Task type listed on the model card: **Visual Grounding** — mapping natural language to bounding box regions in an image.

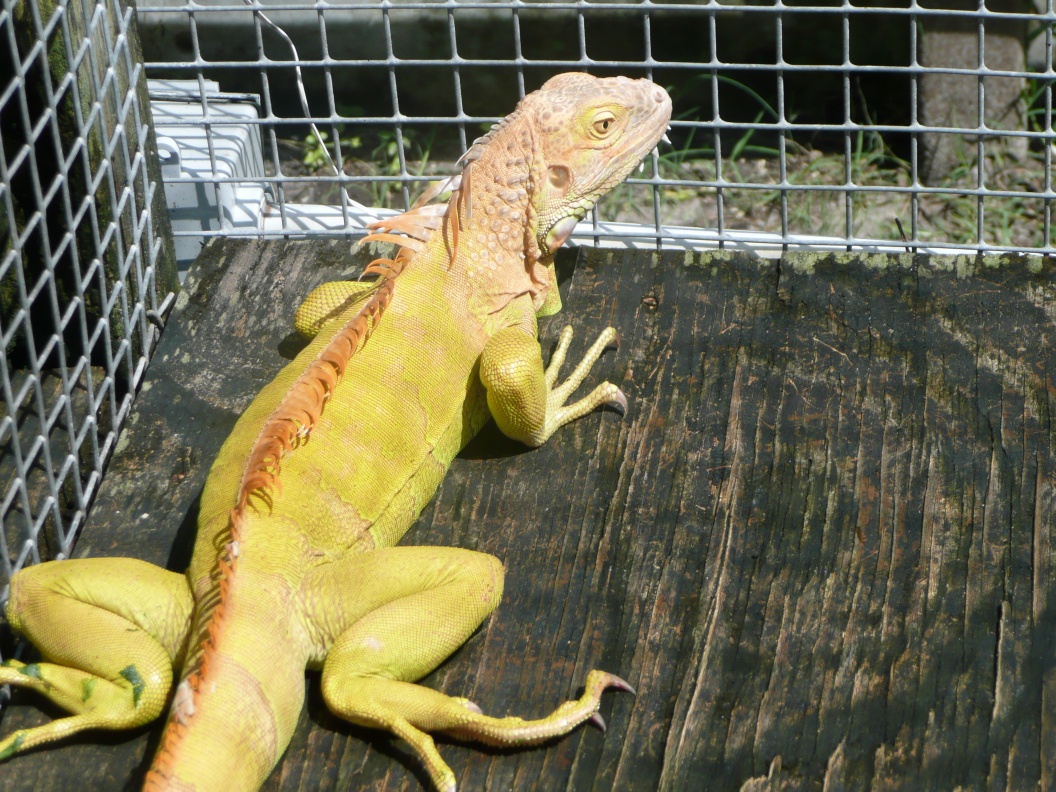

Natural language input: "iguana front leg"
[480,322,625,447]
[0,558,193,759]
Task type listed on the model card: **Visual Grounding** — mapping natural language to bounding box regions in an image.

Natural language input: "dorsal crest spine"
[147,242,418,787]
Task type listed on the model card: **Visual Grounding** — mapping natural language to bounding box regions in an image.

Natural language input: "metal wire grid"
[0,0,174,605]
[134,0,1056,255]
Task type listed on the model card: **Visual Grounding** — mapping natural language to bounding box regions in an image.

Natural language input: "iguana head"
[523,73,672,254]
[419,73,671,313]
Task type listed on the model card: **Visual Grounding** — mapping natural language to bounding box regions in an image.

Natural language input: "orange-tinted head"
[521,73,672,252]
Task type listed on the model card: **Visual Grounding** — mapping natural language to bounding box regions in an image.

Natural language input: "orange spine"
[144,251,409,787]
[144,165,465,786]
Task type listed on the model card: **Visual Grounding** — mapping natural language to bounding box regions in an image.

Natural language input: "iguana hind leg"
[327,668,632,792]
[307,546,502,791]
[480,323,625,448]
[0,557,193,760]
[309,546,630,792]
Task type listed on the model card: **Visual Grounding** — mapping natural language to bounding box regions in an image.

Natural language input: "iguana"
[0,72,672,791]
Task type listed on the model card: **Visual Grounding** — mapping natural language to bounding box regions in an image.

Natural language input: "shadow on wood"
[2,239,1055,790]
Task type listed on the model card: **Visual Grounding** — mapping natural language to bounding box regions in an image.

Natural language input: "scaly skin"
[0,73,672,791]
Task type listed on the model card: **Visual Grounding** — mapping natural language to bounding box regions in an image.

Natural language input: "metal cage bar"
[0,0,177,628]
[128,0,1056,256]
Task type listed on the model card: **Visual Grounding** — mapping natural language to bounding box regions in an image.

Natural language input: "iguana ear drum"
[548,165,571,191]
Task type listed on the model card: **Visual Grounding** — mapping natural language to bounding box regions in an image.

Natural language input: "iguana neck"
[449,114,552,315]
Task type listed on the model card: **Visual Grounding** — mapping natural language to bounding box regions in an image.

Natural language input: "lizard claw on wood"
[602,673,636,696]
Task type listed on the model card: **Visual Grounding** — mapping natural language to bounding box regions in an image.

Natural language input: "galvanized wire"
[132,0,1056,255]
[0,0,172,631]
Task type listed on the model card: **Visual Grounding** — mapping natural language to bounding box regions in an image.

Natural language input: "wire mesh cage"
[1,0,177,606]
[0,0,1053,770]
[134,0,1056,257]
[1,0,1054,652]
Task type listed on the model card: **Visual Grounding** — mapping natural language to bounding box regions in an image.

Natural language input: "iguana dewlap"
[0,73,672,791]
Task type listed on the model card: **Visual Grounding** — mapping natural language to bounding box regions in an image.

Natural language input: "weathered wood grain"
[2,241,1055,791]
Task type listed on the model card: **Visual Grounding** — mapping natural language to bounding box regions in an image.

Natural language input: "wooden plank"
[2,241,1055,791]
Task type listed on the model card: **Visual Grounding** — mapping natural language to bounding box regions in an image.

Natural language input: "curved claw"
[608,389,629,416]
[588,712,607,732]
[604,674,636,696]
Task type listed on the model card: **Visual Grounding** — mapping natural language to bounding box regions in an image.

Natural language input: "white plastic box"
[149,79,267,275]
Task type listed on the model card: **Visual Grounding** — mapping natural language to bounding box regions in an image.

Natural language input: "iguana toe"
[588,711,607,732]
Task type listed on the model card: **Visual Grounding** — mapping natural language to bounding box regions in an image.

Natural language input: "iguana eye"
[592,113,616,136]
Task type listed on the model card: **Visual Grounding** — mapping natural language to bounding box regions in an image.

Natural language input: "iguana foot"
[444,669,635,747]
[323,669,633,791]
[543,325,627,431]
[0,655,166,761]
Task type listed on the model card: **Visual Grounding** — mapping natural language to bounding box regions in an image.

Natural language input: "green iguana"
[0,72,672,791]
